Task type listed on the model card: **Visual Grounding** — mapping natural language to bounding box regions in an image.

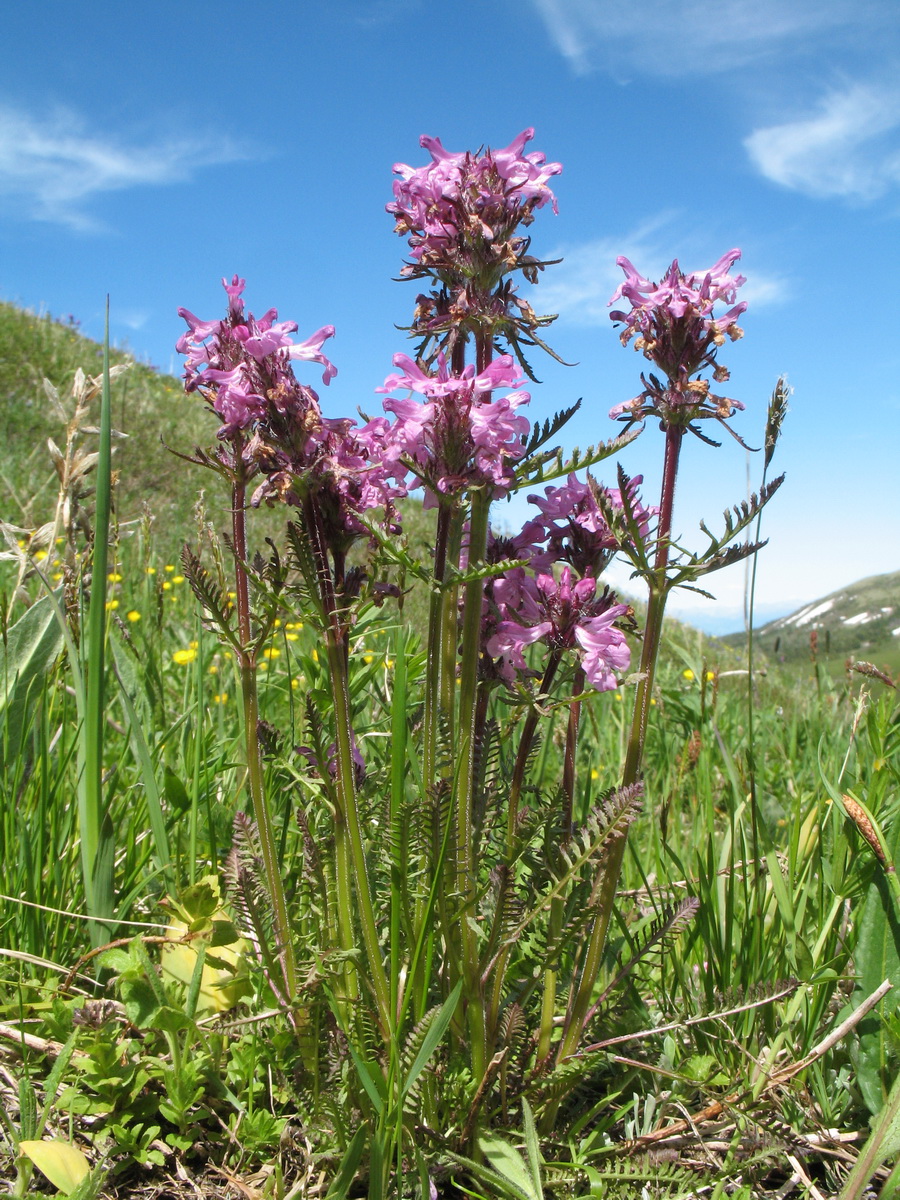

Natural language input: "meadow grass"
[1,492,897,1198]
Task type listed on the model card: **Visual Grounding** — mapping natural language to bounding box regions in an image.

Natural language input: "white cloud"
[529,0,866,78]
[535,217,672,324]
[118,310,149,332]
[0,105,248,230]
[744,84,900,199]
[536,219,786,327]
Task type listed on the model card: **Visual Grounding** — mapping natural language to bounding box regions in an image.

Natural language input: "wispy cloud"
[0,104,249,231]
[536,218,787,327]
[528,0,866,77]
[334,0,423,25]
[744,84,900,199]
[535,217,672,325]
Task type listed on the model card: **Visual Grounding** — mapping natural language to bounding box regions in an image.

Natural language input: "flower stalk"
[231,468,297,1005]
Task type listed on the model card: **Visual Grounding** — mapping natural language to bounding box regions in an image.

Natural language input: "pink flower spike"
[607,251,748,428]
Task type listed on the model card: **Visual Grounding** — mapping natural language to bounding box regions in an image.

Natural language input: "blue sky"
[2,0,898,634]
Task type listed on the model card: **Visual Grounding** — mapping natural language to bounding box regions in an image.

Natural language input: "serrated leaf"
[402,980,461,1098]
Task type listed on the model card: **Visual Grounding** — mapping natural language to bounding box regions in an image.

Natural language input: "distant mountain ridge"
[720,569,900,667]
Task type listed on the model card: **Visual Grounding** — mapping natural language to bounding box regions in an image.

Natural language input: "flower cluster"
[519,473,657,576]
[177,275,336,441]
[388,129,561,272]
[487,568,630,692]
[376,352,530,503]
[608,251,747,429]
[388,130,562,360]
[177,278,403,538]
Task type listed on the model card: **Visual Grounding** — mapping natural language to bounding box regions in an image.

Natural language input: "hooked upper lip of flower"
[375,352,531,502]
[387,130,562,267]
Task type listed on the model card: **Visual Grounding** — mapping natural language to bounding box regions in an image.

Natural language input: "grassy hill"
[721,569,900,674]
[0,301,222,542]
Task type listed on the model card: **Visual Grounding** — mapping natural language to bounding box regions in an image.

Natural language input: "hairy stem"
[456,485,491,1082]
[537,665,584,1061]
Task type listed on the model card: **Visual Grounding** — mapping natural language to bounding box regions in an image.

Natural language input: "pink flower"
[608,252,747,428]
[388,130,561,270]
[521,473,657,575]
[376,353,530,502]
[176,276,336,440]
[486,567,630,691]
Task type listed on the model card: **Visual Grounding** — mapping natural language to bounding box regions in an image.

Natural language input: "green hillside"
[0,301,224,542]
[722,569,900,673]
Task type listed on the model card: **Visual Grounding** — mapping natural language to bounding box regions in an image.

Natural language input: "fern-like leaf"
[513,429,640,491]
[180,544,240,649]
[520,400,582,460]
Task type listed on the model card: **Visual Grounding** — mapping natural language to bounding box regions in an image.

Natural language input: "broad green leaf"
[839,1070,900,1199]
[346,1043,386,1115]
[854,810,900,1113]
[476,1133,541,1200]
[118,976,161,1029]
[0,593,63,759]
[160,900,246,1015]
[19,1139,90,1193]
[521,1098,543,1199]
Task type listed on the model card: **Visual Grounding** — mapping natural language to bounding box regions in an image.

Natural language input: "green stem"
[422,500,453,825]
[556,424,683,1066]
[505,653,562,855]
[537,666,584,1062]
[80,301,115,949]
[303,494,391,1031]
[455,486,491,1083]
[232,470,297,1005]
